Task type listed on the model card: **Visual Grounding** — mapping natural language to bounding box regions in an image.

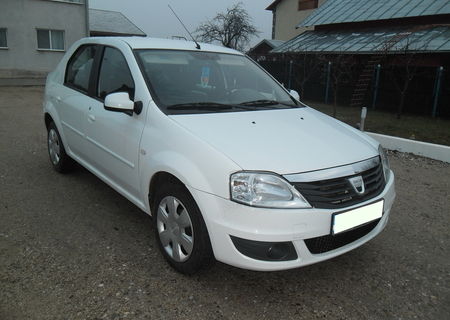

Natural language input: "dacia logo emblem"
[348,176,365,195]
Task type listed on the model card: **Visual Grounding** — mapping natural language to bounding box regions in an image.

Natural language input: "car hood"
[169,107,379,174]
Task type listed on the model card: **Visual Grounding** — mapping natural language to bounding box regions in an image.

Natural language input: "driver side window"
[97,47,135,101]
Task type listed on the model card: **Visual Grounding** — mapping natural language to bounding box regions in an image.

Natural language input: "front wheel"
[153,182,214,274]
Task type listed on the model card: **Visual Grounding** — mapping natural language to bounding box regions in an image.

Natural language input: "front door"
[84,46,145,199]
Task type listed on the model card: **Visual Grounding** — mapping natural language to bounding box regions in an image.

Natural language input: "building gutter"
[85,0,90,37]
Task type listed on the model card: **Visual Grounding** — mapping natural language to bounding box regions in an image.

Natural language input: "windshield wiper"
[238,99,295,108]
[166,102,234,111]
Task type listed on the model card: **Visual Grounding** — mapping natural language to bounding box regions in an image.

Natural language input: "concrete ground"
[1,87,449,320]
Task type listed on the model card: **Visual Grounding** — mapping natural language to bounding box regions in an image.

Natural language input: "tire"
[47,122,74,173]
[152,182,215,274]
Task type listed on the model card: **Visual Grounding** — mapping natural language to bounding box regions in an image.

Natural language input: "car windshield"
[135,50,300,114]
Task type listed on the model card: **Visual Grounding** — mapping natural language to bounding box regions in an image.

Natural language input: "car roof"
[77,36,243,55]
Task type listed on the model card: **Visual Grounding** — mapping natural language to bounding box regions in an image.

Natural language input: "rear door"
[84,45,146,199]
[60,44,99,160]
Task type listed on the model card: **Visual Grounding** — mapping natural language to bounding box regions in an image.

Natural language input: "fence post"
[325,61,332,104]
[372,64,381,110]
[360,107,367,131]
[432,66,444,118]
[288,60,293,89]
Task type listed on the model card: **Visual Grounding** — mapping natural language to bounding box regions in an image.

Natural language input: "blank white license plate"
[332,200,384,235]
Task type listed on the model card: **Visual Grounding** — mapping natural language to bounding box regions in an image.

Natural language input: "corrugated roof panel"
[299,0,450,27]
[440,2,450,13]
[421,0,448,15]
[376,1,408,20]
[400,0,424,17]
[356,32,384,52]
[394,31,426,51]
[407,2,432,17]
[426,27,450,50]
[409,29,440,50]
[305,0,341,26]
[391,1,419,18]
[347,7,370,22]
[357,2,386,21]
[368,2,391,21]
[330,1,359,24]
[272,26,450,54]
[296,33,321,50]
[434,30,450,51]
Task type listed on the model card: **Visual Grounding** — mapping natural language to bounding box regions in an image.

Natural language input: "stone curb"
[367,132,450,163]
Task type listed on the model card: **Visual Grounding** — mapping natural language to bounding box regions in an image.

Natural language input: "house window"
[37,29,65,51]
[298,0,318,11]
[0,28,7,48]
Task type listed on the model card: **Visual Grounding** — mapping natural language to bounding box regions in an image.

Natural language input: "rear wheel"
[47,122,74,173]
[153,182,214,274]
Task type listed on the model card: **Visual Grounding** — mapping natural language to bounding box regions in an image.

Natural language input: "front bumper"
[188,171,396,271]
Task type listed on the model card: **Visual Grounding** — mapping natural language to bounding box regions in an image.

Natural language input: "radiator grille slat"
[292,161,385,209]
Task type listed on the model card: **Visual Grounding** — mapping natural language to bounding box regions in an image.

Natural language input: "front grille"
[304,219,380,254]
[292,161,385,209]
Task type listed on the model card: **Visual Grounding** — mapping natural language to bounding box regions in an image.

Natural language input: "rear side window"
[97,47,135,100]
[65,45,98,93]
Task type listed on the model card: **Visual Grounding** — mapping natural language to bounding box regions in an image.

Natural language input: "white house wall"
[0,0,88,74]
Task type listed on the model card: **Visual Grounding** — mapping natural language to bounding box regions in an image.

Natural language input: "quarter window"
[0,28,7,48]
[65,45,98,93]
[97,47,135,100]
[37,29,65,50]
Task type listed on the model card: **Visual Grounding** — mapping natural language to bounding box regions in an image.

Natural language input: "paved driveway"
[1,87,449,319]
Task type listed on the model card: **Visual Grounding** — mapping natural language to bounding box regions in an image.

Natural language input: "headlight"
[230,172,311,209]
[379,145,391,181]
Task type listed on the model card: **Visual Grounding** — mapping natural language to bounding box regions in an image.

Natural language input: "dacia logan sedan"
[44,37,395,274]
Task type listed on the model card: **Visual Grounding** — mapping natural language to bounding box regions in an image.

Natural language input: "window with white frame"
[37,29,65,50]
[0,28,7,48]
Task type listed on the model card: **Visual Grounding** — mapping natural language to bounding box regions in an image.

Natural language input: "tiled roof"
[89,9,146,36]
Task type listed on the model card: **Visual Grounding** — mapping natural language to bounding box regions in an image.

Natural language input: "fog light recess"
[230,236,298,262]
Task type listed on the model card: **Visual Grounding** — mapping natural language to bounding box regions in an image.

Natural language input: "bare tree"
[386,38,423,119]
[195,2,259,51]
[286,50,323,99]
[320,53,357,118]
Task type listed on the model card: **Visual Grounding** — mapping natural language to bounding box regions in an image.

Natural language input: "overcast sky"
[89,0,274,47]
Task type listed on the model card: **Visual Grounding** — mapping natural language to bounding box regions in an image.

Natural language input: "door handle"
[88,114,96,122]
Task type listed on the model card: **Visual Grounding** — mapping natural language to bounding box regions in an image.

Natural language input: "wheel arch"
[44,112,53,129]
[148,171,185,215]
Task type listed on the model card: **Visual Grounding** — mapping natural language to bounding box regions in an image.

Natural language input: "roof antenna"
[168,4,201,50]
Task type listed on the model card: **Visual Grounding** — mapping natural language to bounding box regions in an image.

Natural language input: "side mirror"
[289,89,300,101]
[104,92,135,116]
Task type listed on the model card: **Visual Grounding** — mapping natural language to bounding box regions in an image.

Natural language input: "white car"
[44,37,395,274]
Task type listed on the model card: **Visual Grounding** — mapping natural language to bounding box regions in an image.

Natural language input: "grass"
[305,101,450,146]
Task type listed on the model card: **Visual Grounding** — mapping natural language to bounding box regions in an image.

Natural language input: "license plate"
[332,200,384,235]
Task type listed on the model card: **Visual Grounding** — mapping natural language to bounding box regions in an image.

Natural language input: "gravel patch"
[1,87,449,319]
